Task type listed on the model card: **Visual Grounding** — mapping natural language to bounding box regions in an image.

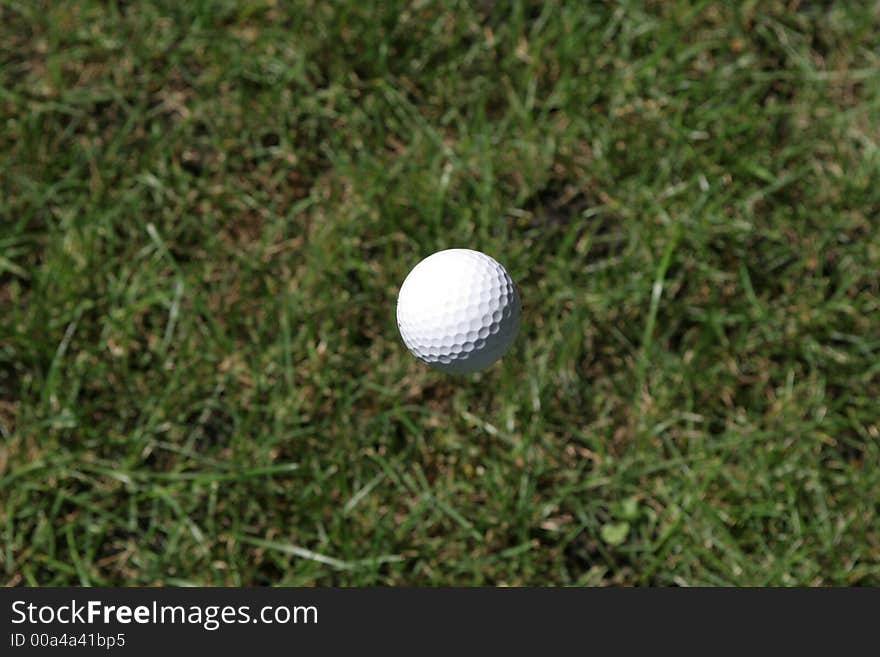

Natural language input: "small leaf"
[601,521,629,546]
[618,496,640,521]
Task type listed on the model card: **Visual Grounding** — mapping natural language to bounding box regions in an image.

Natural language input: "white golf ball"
[396,248,521,374]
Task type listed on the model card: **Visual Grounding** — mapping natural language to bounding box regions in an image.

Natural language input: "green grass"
[2,0,879,586]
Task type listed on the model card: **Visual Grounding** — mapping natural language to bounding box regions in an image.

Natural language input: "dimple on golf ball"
[396,248,521,374]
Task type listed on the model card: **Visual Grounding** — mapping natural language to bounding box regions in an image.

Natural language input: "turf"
[2,0,879,586]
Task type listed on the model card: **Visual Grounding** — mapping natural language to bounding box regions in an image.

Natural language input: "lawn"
[2,0,879,586]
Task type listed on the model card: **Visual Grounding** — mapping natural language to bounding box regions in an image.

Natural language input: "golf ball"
[396,248,521,374]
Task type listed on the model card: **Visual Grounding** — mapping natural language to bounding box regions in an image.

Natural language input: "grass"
[1,0,879,586]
